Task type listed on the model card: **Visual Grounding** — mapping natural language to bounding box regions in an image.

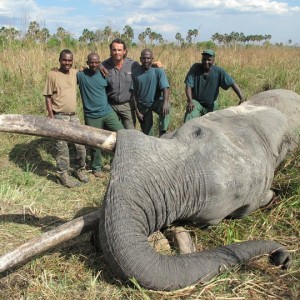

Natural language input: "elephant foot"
[148,231,171,254]
[165,226,196,254]
[260,190,276,207]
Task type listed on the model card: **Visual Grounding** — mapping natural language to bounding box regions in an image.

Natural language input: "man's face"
[59,53,73,72]
[87,55,100,72]
[201,54,214,71]
[140,51,153,70]
[110,42,126,62]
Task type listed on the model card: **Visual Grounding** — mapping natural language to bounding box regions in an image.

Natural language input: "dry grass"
[0,45,299,299]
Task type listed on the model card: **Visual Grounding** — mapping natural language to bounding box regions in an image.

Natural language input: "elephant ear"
[269,249,292,270]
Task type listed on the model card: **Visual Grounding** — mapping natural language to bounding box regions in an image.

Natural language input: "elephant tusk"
[0,114,117,152]
[165,227,197,254]
[0,210,99,273]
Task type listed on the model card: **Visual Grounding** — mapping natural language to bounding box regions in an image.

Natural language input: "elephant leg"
[165,226,196,254]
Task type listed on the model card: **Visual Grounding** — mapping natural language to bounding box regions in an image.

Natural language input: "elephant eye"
[188,127,203,139]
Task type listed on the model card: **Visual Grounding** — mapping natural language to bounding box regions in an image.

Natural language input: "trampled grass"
[0,44,299,299]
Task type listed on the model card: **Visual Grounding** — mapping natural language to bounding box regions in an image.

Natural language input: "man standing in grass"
[101,38,139,129]
[77,52,124,178]
[131,49,170,137]
[184,49,246,122]
[44,49,89,188]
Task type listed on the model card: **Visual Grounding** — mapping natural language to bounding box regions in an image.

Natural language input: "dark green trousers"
[85,112,124,171]
[138,100,170,136]
[184,99,218,123]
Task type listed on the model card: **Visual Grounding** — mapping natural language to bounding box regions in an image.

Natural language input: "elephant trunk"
[100,214,290,291]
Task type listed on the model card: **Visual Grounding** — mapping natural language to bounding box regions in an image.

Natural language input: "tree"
[25,21,40,41]
[56,27,68,41]
[103,26,112,42]
[186,30,193,44]
[138,32,146,45]
[0,26,20,41]
[122,25,134,43]
[156,33,164,44]
[191,29,198,43]
[145,27,151,36]
[38,28,50,43]
[149,31,157,44]
[79,28,95,43]
[175,32,184,45]
[94,29,105,43]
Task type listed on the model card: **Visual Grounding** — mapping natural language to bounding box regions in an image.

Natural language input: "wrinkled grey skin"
[98,89,300,291]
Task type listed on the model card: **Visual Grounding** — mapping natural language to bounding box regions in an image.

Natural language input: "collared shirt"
[101,57,140,104]
[77,69,113,118]
[131,66,169,108]
[43,68,78,113]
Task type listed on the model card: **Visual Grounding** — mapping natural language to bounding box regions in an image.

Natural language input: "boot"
[59,172,81,188]
[74,168,89,183]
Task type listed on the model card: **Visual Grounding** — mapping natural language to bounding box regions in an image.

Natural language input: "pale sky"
[0,0,299,44]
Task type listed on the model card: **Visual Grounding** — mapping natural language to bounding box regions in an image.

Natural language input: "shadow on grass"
[8,137,57,182]
[8,137,114,184]
[0,206,119,286]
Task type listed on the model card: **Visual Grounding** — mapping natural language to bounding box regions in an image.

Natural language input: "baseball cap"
[202,49,215,56]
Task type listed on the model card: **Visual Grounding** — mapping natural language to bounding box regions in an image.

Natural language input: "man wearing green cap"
[183,49,246,122]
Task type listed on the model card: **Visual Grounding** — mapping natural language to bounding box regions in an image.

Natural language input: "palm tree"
[26,21,40,41]
[103,26,112,42]
[138,32,146,45]
[175,32,182,45]
[123,25,134,42]
[149,31,157,44]
[191,29,198,43]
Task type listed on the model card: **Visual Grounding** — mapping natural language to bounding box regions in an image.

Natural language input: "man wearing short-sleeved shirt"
[184,49,246,122]
[77,52,124,177]
[43,49,88,188]
[131,49,170,137]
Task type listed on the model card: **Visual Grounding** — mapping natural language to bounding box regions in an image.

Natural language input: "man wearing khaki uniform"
[43,49,88,188]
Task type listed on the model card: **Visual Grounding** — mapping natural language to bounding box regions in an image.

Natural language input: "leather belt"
[54,111,76,116]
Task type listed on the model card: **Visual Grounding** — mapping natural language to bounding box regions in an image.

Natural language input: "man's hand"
[99,65,109,77]
[186,101,195,113]
[136,110,144,122]
[152,61,163,68]
[162,102,170,116]
[238,98,247,105]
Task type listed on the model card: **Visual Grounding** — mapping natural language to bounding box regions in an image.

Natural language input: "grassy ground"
[0,45,299,299]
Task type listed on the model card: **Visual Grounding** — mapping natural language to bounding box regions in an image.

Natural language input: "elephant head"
[0,89,299,291]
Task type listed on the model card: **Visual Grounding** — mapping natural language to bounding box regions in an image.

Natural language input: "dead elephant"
[0,89,299,291]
